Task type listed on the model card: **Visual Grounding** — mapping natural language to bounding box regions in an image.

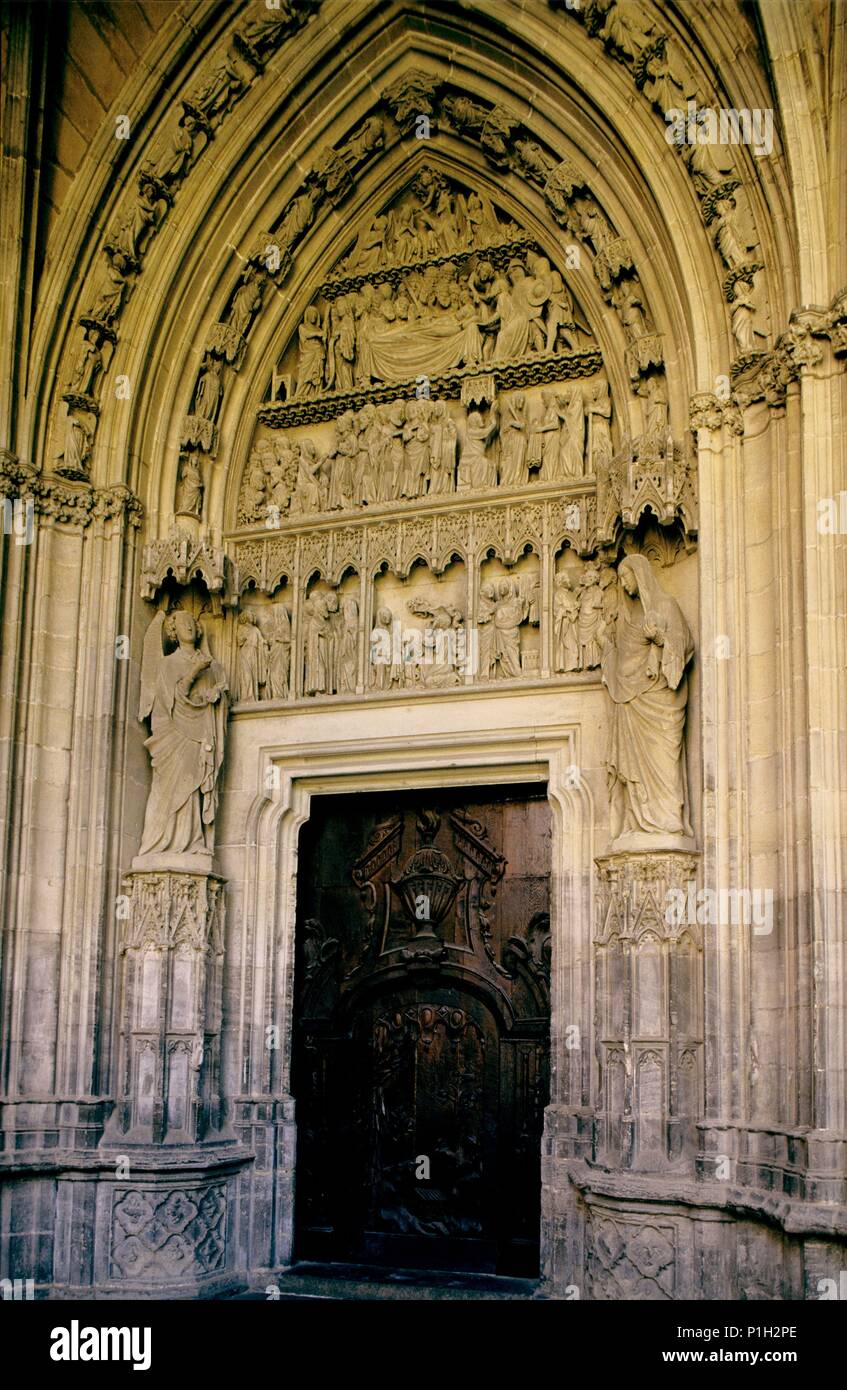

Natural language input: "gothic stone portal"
[292,787,551,1276]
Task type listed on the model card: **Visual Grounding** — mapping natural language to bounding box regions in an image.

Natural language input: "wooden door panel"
[292,786,551,1275]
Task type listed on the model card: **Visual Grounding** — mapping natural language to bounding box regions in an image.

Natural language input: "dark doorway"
[291,784,551,1277]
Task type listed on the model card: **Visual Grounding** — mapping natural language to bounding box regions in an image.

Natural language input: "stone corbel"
[731,322,823,409]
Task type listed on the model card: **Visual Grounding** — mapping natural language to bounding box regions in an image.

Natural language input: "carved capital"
[0,456,143,531]
[595,851,702,947]
[688,391,743,435]
[120,869,225,955]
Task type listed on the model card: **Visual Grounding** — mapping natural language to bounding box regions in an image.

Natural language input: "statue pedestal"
[131,850,214,875]
[593,848,702,1171]
[103,866,227,1146]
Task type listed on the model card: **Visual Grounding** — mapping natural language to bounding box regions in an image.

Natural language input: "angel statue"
[136,610,228,860]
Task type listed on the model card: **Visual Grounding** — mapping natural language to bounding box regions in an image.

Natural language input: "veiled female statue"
[601,555,694,847]
[137,611,228,859]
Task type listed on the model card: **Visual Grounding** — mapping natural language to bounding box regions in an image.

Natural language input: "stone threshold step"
[234,1261,539,1301]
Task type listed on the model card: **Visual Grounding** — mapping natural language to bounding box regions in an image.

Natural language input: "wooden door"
[292,786,551,1276]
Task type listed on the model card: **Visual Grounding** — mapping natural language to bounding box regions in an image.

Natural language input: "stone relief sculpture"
[290,247,591,400]
[264,602,292,700]
[601,555,694,847]
[477,575,540,680]
[406,598,466,686]
[553,573,581,673]
[175,454,204,517]
[137,611,227,860]
[370,606,404,690]
[301,588,358,696]
[237,371,614,525]
[235,611,266,702]
[339,171,521,276]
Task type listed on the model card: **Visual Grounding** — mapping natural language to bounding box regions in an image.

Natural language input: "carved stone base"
[593,850,702,1170]
[538,1148,847,1300]
[105,868,226,1146]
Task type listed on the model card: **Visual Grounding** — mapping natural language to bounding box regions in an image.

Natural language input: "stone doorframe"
[240,722,595,1270]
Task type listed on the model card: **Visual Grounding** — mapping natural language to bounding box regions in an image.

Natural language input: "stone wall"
[0,0,845,1298]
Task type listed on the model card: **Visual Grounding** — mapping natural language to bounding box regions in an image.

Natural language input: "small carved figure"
[428,401,457,493]
[557,386,585,479]
[578,564,604,671]
[289,439,322,515]
[67,327,104,398]
[190,48,245,121]
[265,602,292,700]
[85,252,131,325]
[491,576,533,680]
[601,0,654,63]
[640,374,669,435]
[303,591,331,695]
[277,185,319,253]
[229,269,263,340]
[730,276,757,353]
[194,357,222,422]
[326,295,356,391]
[175,454,204,517]
[553,573,582,673]
[295,307,326,397]
[109,180,162,261]
[536,391,566,481]
[457,403,498,491]
[476,580,498,681]
[336,596,359,694]
[611,277,649,339]
[57,409,94,478]
[147,114,197,186]
[586,378,613,468]
[235,611,267,702]
[370,606,403,690]
[712,197,748,269]
[401,399,430,498]
[498,394,529,487]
